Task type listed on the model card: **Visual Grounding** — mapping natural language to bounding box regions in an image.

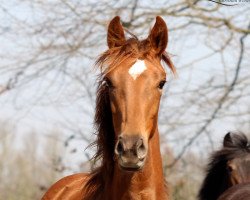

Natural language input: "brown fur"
[42,16,175,200]
[83,17,175,199]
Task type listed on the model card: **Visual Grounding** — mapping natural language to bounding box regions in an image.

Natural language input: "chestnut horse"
[198,132,250,200]
[42,16,175,200]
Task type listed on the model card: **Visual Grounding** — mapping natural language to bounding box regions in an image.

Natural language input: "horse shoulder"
[42,173,89,200]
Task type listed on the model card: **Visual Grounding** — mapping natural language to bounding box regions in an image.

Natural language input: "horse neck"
[109,128,168,200]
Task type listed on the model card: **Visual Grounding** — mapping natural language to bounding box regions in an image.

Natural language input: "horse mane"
[198,132,250,200]
[83,79,114,200]
[83,34,175,199]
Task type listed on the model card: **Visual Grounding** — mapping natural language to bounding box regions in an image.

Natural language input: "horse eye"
[227,165,235,173]
[158,80,166,89]
[104,78,113,88]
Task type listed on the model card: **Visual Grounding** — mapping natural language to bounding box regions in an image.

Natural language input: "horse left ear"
[148,16,168,56]
[107,16,126,49]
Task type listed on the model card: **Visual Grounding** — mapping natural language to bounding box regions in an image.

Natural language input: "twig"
[167,22,250,168]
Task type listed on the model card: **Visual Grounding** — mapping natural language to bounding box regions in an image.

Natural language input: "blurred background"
[0,0,249,199]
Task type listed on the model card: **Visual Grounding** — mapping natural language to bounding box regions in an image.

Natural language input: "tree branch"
[167,22,250,168]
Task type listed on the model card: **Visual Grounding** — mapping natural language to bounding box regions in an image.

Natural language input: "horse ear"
[223,132,233,147]
[107,16,126,49]
[148,16,168,56]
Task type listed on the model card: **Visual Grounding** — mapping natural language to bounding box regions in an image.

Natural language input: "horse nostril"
[136,139,147,159]
[115,140,124,155]
[115,136,147,160]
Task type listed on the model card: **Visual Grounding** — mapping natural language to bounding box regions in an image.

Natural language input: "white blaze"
[128,60,147,80]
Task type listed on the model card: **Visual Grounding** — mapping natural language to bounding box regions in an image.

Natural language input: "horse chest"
[110,187,160,200]
[119,192,156,200]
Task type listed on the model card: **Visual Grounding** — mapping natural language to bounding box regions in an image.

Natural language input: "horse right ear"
[107,16,126,49]
[223,132,233,147]
[148,16,168,56]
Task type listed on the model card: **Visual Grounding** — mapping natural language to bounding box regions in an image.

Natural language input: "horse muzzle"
[115,135,148,171]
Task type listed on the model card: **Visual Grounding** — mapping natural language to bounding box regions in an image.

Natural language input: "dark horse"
[199,132,250,200]
[42,16,176,200]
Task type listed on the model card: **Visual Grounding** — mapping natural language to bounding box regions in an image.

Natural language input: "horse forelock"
[95,35,175,77]
[224,132,250,151]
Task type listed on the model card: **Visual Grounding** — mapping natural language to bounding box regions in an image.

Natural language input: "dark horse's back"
[218,183,250,200]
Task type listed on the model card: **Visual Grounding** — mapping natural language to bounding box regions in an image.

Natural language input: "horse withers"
[42,16,175,200]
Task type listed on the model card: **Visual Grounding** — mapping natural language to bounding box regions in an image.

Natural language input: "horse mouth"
[120,165,142,172]
[118,158,146,172]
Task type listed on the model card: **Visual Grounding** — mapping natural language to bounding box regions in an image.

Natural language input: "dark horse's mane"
[198,132,250,200]
[83,34,175,199]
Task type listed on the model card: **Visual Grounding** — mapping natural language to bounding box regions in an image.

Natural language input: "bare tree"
[0,1,249,199]
[0,122,65,200]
